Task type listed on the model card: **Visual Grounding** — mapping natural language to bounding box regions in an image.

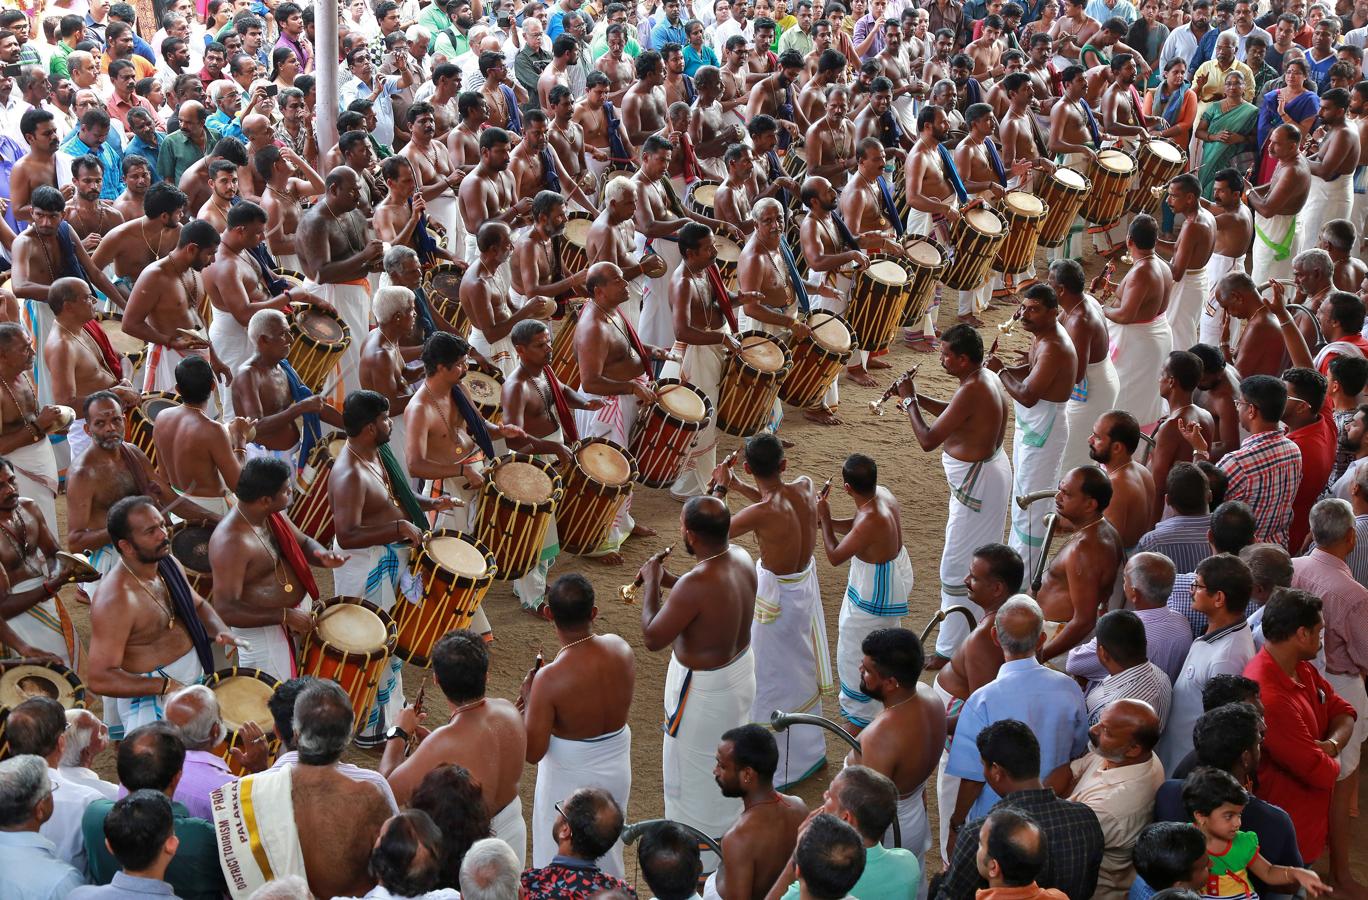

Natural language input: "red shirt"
[1286,410,1337,552]
[1244,648,1357,862]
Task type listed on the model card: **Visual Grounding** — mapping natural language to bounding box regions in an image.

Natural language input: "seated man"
[163,685,268,821]
[71,791,181,900]
[0,755,87,900]
[791,814,867,900]
[520,788,634,900]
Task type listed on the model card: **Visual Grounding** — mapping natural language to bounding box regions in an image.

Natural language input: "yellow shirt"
[1192,58,1255,103]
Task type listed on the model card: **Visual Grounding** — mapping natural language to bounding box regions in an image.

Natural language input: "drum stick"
[317,359,360,403]
[414,674,430,712]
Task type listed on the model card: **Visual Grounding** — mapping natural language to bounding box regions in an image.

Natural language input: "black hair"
[1166,463,1209,515]
[1330,355,1368,395]
[1133,822,1208,891]
[236,456,291,503]
[1259,587,1323,643]
[104,790,175,871]
[267,677,316,749]
[1192,700,1260,770]
[2,697,65,756]
[1238,374,1288,422]
[795,814,866,898]
[861,627,923,685]
[173,355,215,404]
[1181,766,1247,817]
[941,322,984,364]
[1166,350,1203,392]
[178,218,220,251]
[1102,410,1142,454]
[1209,501,1256,554]
[1129,213,1159,250]
[1195,553,1253,615]
[720,723,779,781]
[984,807,1047,887]
[369,810,444,897]
[682,495,731,542]
[743,433,784,478]
[1201,674,1259,712]
[409,765,489,890]
[1095,608,1147,668]
[226,199,267,230]
[974,543,1025,593]
[976,718,1041,780]
[144,182,188,219]
[422,331,471,376]
[842,453,876,494]
[117,722,186,792]
[561,787,624,861]
[638,822,703,900]
[546,573,595,626]
[1075,464,1113,512]
[432,629,488,703]
[342,389,391,436]
[1326,291,1366,335]
[107,495,157,547]
[1023,283,1059,309]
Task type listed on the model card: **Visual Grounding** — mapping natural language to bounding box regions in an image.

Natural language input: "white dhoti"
[230,597,306,683]
[211,765,308,900]
[176,492,234,521]
[905,206,952,334]
[750,559,831,787]
[1107,315,1173,427]
[67,418,91,463]
[273,252,301,272]
[469,328,517,377]
[933,680,962,866]
[938,448,1013,654]
[1060,357,1121,475]
[330,540,410,744]
[427,191,464,254]
[3,580,81,669]
[892,95,920,136]
[663,647,756,871]
[491,796,527,871]
[1325,671,1368,778]
[113,648,206,737]
[1354,165,1368,234]
[207,311,253,417]
[1200,252,1241,347]
[575,386,643,552]
[637,235,683,349]
[532,725,632,876]
[1251,212,1295,287]
[5,439,58,539]
[664,342,724,499]
[886,782,931,858]
[838,548,914,728]
[143,344,204,395]
[1168,267,1208,355]
[1294,172,1354,257]
[300,280,371,398]
[1008,399,1068,586]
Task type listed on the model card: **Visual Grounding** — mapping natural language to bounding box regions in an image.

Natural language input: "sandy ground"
[53,243,1368,897]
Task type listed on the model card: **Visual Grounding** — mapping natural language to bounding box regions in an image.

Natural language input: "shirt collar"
[185,749,232,773]
[110,872,177,895]
[1199,618,1248,643]
[1307,547,1352,577]
[998,656,1042,675]
[550,854,599,870]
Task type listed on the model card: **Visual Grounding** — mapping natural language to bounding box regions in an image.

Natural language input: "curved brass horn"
[620,819,724,858]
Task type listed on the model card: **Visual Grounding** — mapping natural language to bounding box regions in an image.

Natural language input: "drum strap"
[603,101,632,165]
[159,557,216,674]
[378,443,430,529]
[545,370,581,443]
[540,146,563,194]
[82,319,124,378]
[875,175,906,237]
[413,207,441,266]
[829,213,862,252]
[451,385,497,458]
[778,242,810,313]
[985,139,1007,187]
[500,84,523,134]
[705,264,740,333]
[54,222,92,289]
[936,145,969,204]
[268,511,319,601]
[118,443,155,497]
[280,361,321,471]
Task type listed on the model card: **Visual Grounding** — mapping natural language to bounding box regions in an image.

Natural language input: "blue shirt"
[1189,26,1220,71]
[124,135,162,183]
[69,872,177,900]
[0,831,87,900]
[682,43,719,76]
[205,110,246,143]
[1086,0,1138,23]
[945,657,1090,820]
[58,133,125,199]
[132,35,155,64]
[651,19,689,48]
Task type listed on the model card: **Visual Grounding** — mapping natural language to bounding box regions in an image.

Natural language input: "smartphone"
[264,83,279,97]
[2,64,21,77]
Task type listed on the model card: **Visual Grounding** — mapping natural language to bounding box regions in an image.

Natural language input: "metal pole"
[316,0,340,154]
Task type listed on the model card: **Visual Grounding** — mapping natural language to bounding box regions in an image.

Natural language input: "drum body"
[849,256,912,353]
[126,392,180,467]
[0,659,86,757]
[202,667,281,776]
[464,369,505,424]
[400,530,497,666]
[941,207,1006,290]
[629,379,711,489]
[169,522,214,599]
[97,314,147,380]
[557,212,595,277]
[717,332,791,437]
[779,312,855,408]
[595,163,636,205]
[299,596,397,736]
[556,439,637,555]
[714,235,742,288]
[1128,138,1186,217]
[1081,150,1136,226]
[900,241,946,328]
[782,147,807,182]
[993,192,1048,274]
[549,303,582,391]
[1035,167,1091,248]
[686,181,720,218]
[474,453,563,581]
[424,264,473,339]
[289,435,347,546]
[288,306,351,393]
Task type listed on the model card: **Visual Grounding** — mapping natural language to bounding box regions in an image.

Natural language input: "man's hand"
[283,606,314,636]
[895,372,916,400]
[710,457,734,489]
[228,720,272,773]
[293,394,326,416]
[1175,417,1208,454]
[791,320,813,342]
[315,548,350,568]
[34,406,63,432]
[499,422,529,441]
[631,381,659,404]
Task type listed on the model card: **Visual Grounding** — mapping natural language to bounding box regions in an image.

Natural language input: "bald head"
[178,99,206,125]
[242,112,271,141]
[1094,698,1161,763]
[584,260,622,297]
[994,595,1044,659]
[163,685,222,751]
[683,495,731,547]
[326,165,360,193]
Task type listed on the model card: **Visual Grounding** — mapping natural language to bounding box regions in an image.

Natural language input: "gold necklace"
[693,544,732,565]
[449,697,486,718]
[555,633,595,658]
[0,373,43,442]
[248,518,294,594]
[119,558,176,630]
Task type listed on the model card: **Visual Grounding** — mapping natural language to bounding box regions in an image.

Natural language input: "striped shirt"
[1217,430,1303,548]
[1292,549,1368,677]
[1135,515,1211,574]
[1167,572,1205,639]
[1085,661,1173,727]
[1346,514,1368,584]
[1064,605,1195,685]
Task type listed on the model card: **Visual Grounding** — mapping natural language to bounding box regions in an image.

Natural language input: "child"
[1130,821,1211,900]
[1181,767,1331,900]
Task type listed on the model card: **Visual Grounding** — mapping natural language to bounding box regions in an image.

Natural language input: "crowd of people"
[0,0,1364,897]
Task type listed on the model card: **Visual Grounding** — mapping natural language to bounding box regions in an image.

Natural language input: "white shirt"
[339,73,403,146]
[711,17,754,57]
[339,887,463,900]
[1218,24,1274,61]
[1156,620,1256,773]
[43,767,104,874]
[56,767,119,801]
[1346,25,1368,76]
[1328,457,1366,501]
[1158,22,1202,73]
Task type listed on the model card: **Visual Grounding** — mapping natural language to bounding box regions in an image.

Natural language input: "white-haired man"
[58,710,118,800]
[460,837,522,900]
[163,684,270,822]
[0,755,86,899]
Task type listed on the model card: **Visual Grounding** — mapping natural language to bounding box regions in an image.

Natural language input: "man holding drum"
[1157,173,1217,354]
[587,177,657,328]
[1296,87,1359,258]
[359,288,424,482]
[902,110,964,350]
[510,193,591,321]
[90,183,191,299]
[462,222,557,377]
[1047,65,1102,260]
[1051,258,1121,476]
[954,103,1021,327]
[152,357,253,519]
[1101,214,1175,428]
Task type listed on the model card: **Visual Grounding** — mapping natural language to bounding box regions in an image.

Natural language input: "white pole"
[316,0,340,154]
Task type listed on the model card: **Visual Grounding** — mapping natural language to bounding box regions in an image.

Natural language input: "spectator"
[0,755,86,900]
[1135,461,1213,573]
[1158,554,1258,772]
[70,792,179,900]
[637,822,703,900]
[163,684,269,821]
[340,810,461,900]
[1167,501,1257,638]
[1068,553,1192,686]
[1348,463,1368,582]
[158,99,218,183]
[1169,674,1264,780]
[58,710,117,801]
[49,15,87,79]
[1207,374,1303,547]
[3,697,105,872]
[459,838,522,900]
[408,766,490,892]
[1243,588,1357,865]
[793,814,866,900]
[123,108,162,179]
[339,46,412,149]
[1281,366,1336,550]
[520,788,635,899]
[100,22,154,79]
[206,79,248,142]
[1240,542,1295,645]
[1129,822,1210,900]
[105,58,164,131]
[971,808,1065,900]
[58,108,125,199]
[80,722,227,900]
[1083,610,1174,727]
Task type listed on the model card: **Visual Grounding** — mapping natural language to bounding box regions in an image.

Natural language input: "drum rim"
[865,257,912,284]
[1052,166,1090,189]
[733,330,792,374]
[292,307,351,348]
[1004,191,1046,216]
[168,521,214,574]
[306,596,398,659]
[902,240,945,269]
[561,216,594,244]
[804,310,856,355]
[652,378,712,425]
[964,206,1006,234]
[1144,138,1184,162]
[463,369,505,408]
[568,437,639,492]
[483,451,564,511]
[0,659,87,709]
[200,666,281,734]
[419,527,498,584]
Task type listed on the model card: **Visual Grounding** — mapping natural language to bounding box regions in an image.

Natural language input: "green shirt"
[591,32,641,60]
[432,28,470,59]
[157,125,221,184]
[49,41,75,78]
[418,4,453,35]
[781,843,921,900]
[82,799,227,900]
[777,24,814,56]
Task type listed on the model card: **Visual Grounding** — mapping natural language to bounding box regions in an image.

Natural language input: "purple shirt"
[275,32,310,69]
[1292,549,1368,677]
[852,12,888,59]
[1065,604,1196,686]
[173,751,235,822]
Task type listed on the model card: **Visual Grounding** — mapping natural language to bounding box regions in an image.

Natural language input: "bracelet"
[712,484,729,497]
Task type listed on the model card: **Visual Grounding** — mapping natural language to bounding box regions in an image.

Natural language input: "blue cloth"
[1160,83,1189,125]
[878,110,905,149]
[70,872,176,900]
[414,286,438,340]
[205,109,246,143]
[938,144,969,204]
[1018,0,1052,25]
[0,133,25,234]
[1129,875,1157,900]
[540,146,562,193]
[453,385,496,458]
[501,83,523,134]
[281,361,320,471]
[683,43,718,76]
[876,175,905,236]
[778,241,809,313]
[58,133,125,199]
[1086,0,1138,23]
[1189,26,1220,72]
[1079,98,1103,148]
[985,138,1007,186]
[132,35,155,63]
[125,134,163,182]
[1256,87,1318,152]
[651,19,689,47]
[1308,50,1335,86]
[161,556,215,671]
[604,100,630,162]
[945,658,1090,820]
[547,8,570,38]
[55,221,90,285]
[414,211,441,265]
[0,831,87,900]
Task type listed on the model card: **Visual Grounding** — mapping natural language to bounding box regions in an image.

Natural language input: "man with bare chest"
[596,24,636,102]
[10,109,73,227]
[256,145,324,272]
[0,323,66,536]
[1049,260,1118,479]
[508,111,598,209]
[546,86,603,208]
[1047,65,1103,259]
[931,543,1022,728]
[153,356,254,517]
[1296,86,1358,258]
[714,147,758,238]
[895,325,1013,664]
[1159,174,1217,353]
[805,85,857,192]
[90,183,189,298]
[901,110,963,347]
[462,222,556,376]
[623,50,669,148]
[447,93,488,174]
[510,193,589,326]
[373,158,463,280]
[208,457,346,682]
[574,73,637,180]
[737,198,815,345]
[1086,411,1156,550]
[399,102,466,255]
[458,128,533,266]
[1102,214,1175,427]
[114,156,151,225]
[1197,171,1253,346]
[586,178,657,327]
[953,103,1016,326]
[359,289,424,482]
[65,157,124,251]
[689,68,746,185]
[1249,124,1310,287]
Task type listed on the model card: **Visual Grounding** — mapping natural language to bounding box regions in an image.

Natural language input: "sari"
[1254,87,1318,184]
[1198,98,1259,198]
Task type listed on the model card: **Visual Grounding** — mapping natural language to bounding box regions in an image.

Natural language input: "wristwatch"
[899,396,916,413]
[384,725,410,743]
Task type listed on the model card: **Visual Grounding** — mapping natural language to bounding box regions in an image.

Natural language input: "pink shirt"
[1293,548,1368,677]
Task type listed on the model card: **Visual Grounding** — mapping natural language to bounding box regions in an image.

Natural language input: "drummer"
[0,323,65,538]
[804,85,858,193]
[689,67,745,184]
[86,494,240,740]
[461,222,557,377]
[1157,174,1217,354]
[587,178,655,327]
[547,85,603,213]
[574,262,666,559]
[903,109,965,351]
[458,128,532,268]
[208,457,347,682]
[510,192,590,319]
[41,278,139,462]
[153,356,257,518]
[359,290,424,481]
[89,183,191,301]
[397,102,467,255]
[329,389,460,745]
[509,111,599,212]
[256,145,324,274]
[371,157,464,273]
[1046,65,1102,260]
[1093,54,1161,256]
[952,103,1020,327]
[714,147,758,237]
[853,78,916,160]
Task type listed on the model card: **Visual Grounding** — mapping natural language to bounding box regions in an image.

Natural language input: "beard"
[136,539,172,564]
[94,433,123,450]
[1087,445,1111,465]
[859,674,884,702]
[715,777,743,798]
[684,534,696,556]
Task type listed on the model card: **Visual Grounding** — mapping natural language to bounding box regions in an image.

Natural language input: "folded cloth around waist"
[846,545,914,617]
[1014,398,1066,449]
[211,764,307,899]
[113,647,206,737]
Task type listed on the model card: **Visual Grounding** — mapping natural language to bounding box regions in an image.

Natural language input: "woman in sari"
[1144,58,1198,233]
[1254,57,1318,183]
[1195,70,1259,197]
[1126,0,1170,88]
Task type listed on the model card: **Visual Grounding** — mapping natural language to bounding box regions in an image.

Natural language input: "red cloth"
[545,369,580,444]
[1315,334,1368,378]
[614,310,655,381]
[269,511,319,602]
[82,320,124,379]
[1243,648,1357,862]
[704,264,739,334]
[1286,410,1337,552]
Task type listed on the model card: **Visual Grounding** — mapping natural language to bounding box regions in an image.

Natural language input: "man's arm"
[1039,551,1106,660]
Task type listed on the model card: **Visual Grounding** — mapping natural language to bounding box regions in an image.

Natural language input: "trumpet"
[619,545,674,604]
[1015,489,1058,509]
[1030,512,1060,592]
[706,450,738,493]
[1149,184,1166,199]
[989,310,1022,356]
[869,365,919,416]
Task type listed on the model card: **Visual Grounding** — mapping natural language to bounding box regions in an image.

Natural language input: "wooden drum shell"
[629,379,712,489]
[940,206,1007,291]
[125,391,180,469]
[398,530,497,666]
[473,453,563,581]
[549,303,583,391]
[288,435,346,547]
[298,596,397,737]
[778,312,855,409]
[992,192,1049,276]
[287,305,351,394]
[1081,150,1136,226]
[716,331,792,438]
[556,438,637,555]
[1127,138,1187,218]
[1034,167,1092,249]
[423,264,473,340]
[201,666,282,776]
[848,255,913,354]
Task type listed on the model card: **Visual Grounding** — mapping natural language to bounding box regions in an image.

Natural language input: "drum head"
[429,535,489,577]
[212,675,275,732]
[692,183,719,207]
[578,441,631,485]
[142,397,179,420]
[328,436,347,459]
[740,335,785,372]
[170,525,213,574]
[1005,192,1044,216]
[297,308,345,343]
[658,383,707,421]
[563,217,592,247]
[714,236,741,262]
[1055,167,1087,189]
[317,603,388,653]
[1097,150,1134,173]
[98,319,144,355]
[493,460,555,503]
[429,267,462,300]
[464,372,501,407]
[810,314,852,353]
[966,207,1004,235]
[0,664,78,708]
[867,259,909,285]
[905,241,943,268]
[1149,140,1183,162]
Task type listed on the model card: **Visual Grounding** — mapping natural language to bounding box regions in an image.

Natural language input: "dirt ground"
[57,242,1368,897]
